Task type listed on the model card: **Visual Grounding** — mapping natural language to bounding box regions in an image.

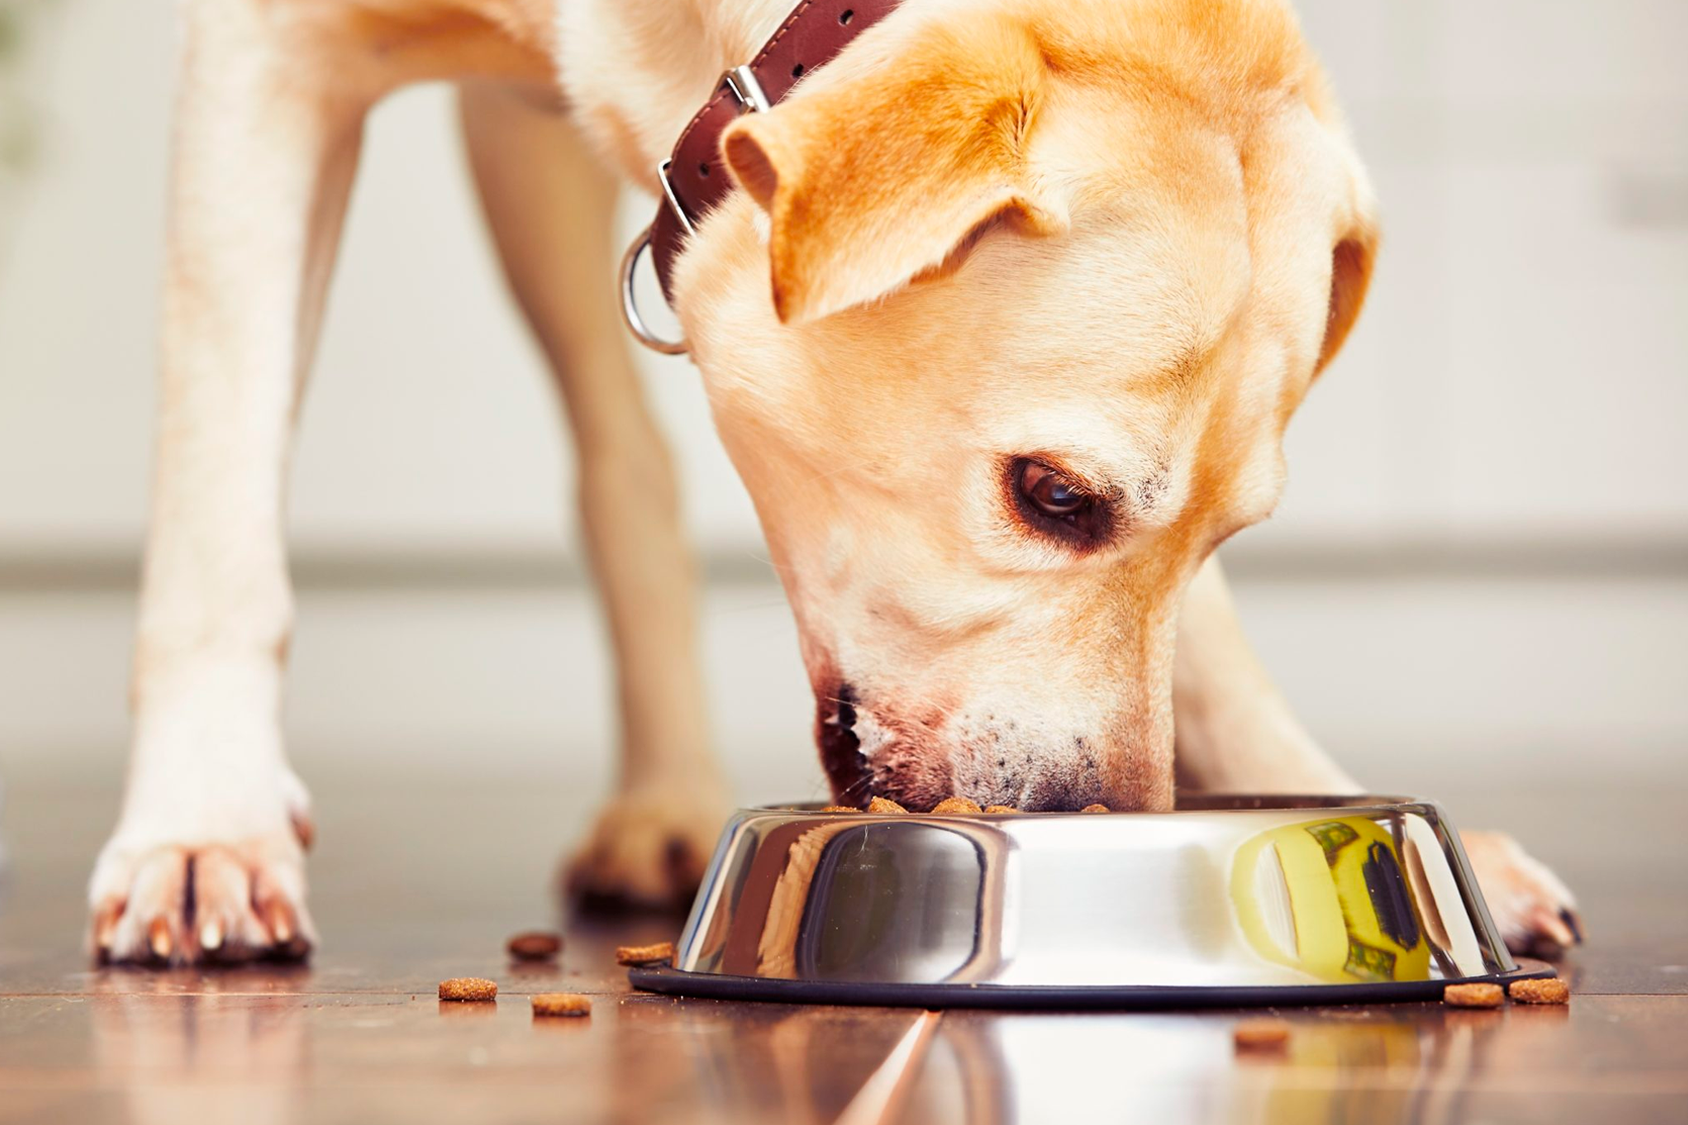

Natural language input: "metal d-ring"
[619,224,687,355]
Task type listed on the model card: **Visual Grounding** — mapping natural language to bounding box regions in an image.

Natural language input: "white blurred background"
[1,0,1684,816]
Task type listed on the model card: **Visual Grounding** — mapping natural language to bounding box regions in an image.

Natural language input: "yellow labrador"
[90,0,1580,964]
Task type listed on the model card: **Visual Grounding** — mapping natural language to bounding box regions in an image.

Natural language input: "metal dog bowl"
[629,795,1555,1008]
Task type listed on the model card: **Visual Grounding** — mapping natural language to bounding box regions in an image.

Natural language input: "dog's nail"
[199,919,224,952]
[149,918,173,961]
[93,906,121,951]
[291,810,316,852]
[1536,911,1575,951]
[267,903,294,945]
[1561,908,1584,944]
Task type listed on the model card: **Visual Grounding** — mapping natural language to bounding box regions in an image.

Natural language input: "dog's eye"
[1021,462,1088,515]
[1013,459,1107,542]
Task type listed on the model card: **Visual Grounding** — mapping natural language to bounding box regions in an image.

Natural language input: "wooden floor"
[1,764,1685,1124]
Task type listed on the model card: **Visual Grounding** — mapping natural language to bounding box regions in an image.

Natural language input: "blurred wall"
[1,0,1684,797]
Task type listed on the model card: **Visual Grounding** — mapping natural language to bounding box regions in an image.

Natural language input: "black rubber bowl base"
[627,960,1557,1010]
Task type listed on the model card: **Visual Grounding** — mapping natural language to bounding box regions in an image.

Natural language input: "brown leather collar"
[647,0,905,304]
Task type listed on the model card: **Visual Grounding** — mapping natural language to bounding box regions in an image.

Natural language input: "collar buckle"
[721,65,772,114]
[658,66,772,236]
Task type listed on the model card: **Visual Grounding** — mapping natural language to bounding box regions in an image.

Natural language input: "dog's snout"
[809,681,1168,813]
[816,681,867,802]
[831,682,857,734]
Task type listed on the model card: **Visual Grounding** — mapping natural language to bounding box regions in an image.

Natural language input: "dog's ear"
[1314,173,1379,376]
[721,18,1062,325]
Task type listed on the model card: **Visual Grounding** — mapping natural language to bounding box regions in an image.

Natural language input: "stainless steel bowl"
[629,795,1555,1008]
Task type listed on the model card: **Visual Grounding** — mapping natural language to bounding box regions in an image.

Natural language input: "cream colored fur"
[91,0,1578,964]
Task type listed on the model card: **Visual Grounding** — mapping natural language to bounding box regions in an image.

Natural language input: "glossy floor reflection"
[1,764,1685,1123]
[901,1000,1688,1125]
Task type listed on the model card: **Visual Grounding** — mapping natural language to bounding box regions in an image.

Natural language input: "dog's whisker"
[736,548,796,576]
[835,773,875,803]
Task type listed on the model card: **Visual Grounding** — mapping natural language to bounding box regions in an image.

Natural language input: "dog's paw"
[89,780,317,966]
[1460,829,1583,959]
[562,780,731,912]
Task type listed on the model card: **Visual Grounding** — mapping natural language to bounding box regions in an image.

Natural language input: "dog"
[89,0,1581,963]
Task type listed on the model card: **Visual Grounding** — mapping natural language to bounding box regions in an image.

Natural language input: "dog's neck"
[557,0,828,191]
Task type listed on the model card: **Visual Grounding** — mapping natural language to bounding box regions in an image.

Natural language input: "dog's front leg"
[89,7,370,963]
[1173,555,1581,956]
[1173,556,1359,794]
[459,83,728,910]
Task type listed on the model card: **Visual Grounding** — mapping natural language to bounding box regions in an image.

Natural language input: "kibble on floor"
[615,942,676,967]
[506,931,563,961]
[1233,1018,1292,1051]
[438,977,498,1002]
[531,993,592,1018]
[1509,977,1571,1004]
[1443,983,1504,1008]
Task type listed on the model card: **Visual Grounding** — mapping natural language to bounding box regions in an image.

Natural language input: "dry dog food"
[984,805,1018,814]
[1233,1018,1291,1051]
[821,805,861,813]
[615,941,676,966]
[531,993,592,1018]
[867,796,908,814]
[1442,982,1504,1008]
[1508,978,1570,1005]
[438,977,498,1002]
[930,797,983,814]
[507,931,563,961]
[1081,804,1111,814]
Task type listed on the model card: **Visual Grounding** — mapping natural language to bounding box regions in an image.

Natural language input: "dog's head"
[674,0,1376,811]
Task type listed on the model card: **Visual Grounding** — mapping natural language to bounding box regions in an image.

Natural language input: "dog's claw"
[148,917,173,961]
[267,901,293,944]
[91,900,123,957]
[258,897,311,960]
[1544,911,1574,948]
[290,809,316,853]
[89,835,315,968]
[1527,909,1576,956]
[260,898,305,954]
